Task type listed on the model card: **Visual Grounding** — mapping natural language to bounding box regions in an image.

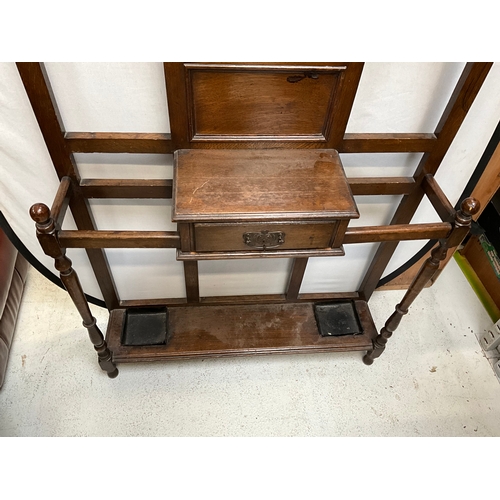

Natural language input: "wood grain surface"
[173,149,359,221]
[106,300,377,362]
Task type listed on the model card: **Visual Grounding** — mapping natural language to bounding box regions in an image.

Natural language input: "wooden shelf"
[172,149,359,223]
[105,300,378,363]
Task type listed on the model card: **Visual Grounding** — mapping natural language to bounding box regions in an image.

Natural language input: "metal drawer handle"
[243,230,285,250]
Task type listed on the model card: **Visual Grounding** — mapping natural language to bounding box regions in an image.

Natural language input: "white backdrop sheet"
[1,62,499,302]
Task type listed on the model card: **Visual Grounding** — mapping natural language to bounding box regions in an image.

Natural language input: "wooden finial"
[461,198,480,217]
[30,203,51,224]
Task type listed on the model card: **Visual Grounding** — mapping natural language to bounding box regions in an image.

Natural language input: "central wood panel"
[185,63,345,141]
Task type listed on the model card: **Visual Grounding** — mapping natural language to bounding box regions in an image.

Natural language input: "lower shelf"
[105,300,378,363]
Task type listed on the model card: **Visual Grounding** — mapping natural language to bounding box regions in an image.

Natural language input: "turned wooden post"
[30,202,119,378]
[363,197,480,365]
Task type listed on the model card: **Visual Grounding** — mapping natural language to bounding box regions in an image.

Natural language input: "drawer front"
[194,221,338,253]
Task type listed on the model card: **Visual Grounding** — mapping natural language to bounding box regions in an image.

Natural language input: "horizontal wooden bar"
[185,63,348,72]
[65,132,175,154]
[79,177,414,199]
[119,292,360,309]
[203,294,289,306]
[119,298,188,308]
[297,292,360,301]
[120,295,288,309]
[58,230,180,248]
[186,142,332,149]
[57,223,450,251]
[176,248,345,260]
[340,133,437,153]
[58,224,449,250]
[80,179,173,199]
[343,222,452,244]
[51,176,72,228]
[64,132,437,154]
[422,174,455,222]
[348,177,415,195]
[201,292,358,305]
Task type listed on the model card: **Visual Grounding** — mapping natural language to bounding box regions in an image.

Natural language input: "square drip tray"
[121,307,169,346]
[314,301,364,337]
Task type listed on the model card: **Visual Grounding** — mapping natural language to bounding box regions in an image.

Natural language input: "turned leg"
[363,242,447,365]
[364,197,480,365]
[30,203,118,378]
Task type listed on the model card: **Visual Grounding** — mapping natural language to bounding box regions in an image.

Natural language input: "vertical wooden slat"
[331,220,350,248]
[164,64,199,302]
[16,62,120,310]
[164,63,190,149]
[286,258,309,300]
[422,174,455,222]
[178,223,194,252]
[359,62,493,301]
[183,260,200,303]
[50,176,72,228]
[327,62,364,148]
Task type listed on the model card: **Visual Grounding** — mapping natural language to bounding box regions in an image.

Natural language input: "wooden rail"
[422,174,456,222]
[65,132,174,154]
[64,131,438,155]
[80,179,173,199]
[58,230,181,249]
[343,223,452,244]
[56,222,452,250]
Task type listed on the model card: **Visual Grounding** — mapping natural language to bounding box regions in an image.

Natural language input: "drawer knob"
[243,230,285,250]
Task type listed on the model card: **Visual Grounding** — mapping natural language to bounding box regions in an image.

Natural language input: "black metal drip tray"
[121,307,169,346]
[314,301,364,337]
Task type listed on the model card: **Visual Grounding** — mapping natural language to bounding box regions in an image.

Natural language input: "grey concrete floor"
[1,258,500,437]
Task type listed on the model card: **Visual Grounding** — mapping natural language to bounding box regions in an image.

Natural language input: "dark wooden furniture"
[18,62,490,377]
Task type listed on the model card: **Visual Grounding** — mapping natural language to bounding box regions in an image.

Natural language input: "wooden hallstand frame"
[18,62,490,377]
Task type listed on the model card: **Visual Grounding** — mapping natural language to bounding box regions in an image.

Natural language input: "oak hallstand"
[19,62,490,378]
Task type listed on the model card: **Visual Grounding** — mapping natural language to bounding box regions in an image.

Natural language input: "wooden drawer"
[173,149,358,259]
[194,221,339,253]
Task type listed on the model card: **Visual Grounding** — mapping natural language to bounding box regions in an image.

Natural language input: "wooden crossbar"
[64,131,438,154]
